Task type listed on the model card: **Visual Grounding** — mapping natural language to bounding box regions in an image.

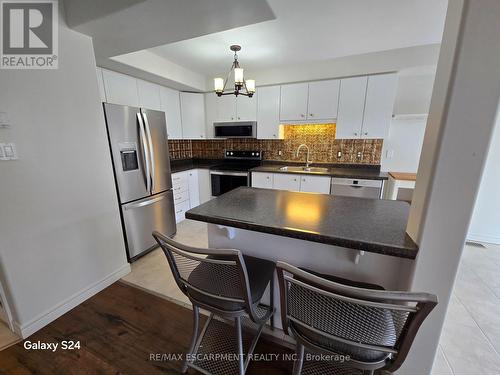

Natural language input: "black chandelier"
[214,45,255,97]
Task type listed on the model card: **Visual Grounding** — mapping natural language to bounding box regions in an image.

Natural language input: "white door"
[160,87,183,139]
[336,76,368,139]
[137,79,162,111]
[216,95,237,122]
[252,172,274,189]
[299,175,331,193]
[102,69,139,107]
[197,169,212,203]
[236,94,257,121]
[361,73,398,139]
[180,92,206,139]
[96,67,106,102]
[188,170,200,208]
[307,80,340,120]
[257,86,281,139]
[273,173,301,191]
[280,83,309,121]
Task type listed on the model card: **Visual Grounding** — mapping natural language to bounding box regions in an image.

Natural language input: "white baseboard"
[12,263,131,338]
[467,233,500,245]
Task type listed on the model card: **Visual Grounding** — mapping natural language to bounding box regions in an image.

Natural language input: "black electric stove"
[210,150,262,196]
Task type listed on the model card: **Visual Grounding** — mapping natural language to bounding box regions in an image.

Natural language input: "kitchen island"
[185,187,418,327]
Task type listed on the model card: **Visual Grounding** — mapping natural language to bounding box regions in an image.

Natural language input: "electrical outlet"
[337,151,342,159]
[357,151,362,159]
[278,150,282,156]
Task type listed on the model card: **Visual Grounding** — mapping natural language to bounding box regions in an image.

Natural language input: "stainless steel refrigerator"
[103,103,176,261]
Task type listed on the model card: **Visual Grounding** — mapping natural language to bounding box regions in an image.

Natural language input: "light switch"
[0,112,10,128]
[2,143,18,160]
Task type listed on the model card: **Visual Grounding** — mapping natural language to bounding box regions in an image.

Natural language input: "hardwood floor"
[0,282,293,375]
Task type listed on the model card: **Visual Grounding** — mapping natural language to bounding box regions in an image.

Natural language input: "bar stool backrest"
[153,231,253,312]
[276,262,438,372]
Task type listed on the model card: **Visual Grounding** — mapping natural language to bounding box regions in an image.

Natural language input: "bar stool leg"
[235,316,245,375]
[293,343,305,375]
[182,306,199,374]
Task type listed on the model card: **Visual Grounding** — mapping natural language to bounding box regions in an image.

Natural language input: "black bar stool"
[276,262,438,375]
[153,231,275,375]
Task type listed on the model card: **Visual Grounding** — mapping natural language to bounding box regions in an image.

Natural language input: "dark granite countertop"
[251,163,388,180]
[170,159,221,173]
[185,187,418,259]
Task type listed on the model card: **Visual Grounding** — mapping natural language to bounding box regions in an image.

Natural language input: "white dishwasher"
[330,178,383,199]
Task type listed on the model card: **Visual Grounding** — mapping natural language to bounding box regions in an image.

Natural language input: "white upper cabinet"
[336,76,368,139]
[180,92,206,139]
[216,95,237,122]
[160,87,183,139]
[235,95,257,121]
[96,67,106,102]
[307,80,340,120]
[102,69,139,107]
[361,73,398,139]
[257,86,281,139]
[204,93,217,138]
[280,83,309,121]
[137,79,162,111]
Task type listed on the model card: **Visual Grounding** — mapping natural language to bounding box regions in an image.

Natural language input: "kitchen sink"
[278,166,330,173]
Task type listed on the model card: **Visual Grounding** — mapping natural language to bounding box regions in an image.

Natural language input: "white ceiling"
[150,0,448,77]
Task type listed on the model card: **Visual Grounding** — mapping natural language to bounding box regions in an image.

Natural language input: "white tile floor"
[122,220,500,374]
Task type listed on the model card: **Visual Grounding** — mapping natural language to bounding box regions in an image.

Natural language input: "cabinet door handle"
[300,114,305,118]
[364,132,368,136]
[354,132,358,136]
[237,117,240,120]
[309,114,313,117]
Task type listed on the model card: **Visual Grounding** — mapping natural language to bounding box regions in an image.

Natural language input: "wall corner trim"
[12,264,131,338]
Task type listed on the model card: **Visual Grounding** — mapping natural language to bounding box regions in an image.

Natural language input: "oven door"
[210,171,249,196]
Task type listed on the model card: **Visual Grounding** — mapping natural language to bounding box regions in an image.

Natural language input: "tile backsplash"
[168,124,383,165]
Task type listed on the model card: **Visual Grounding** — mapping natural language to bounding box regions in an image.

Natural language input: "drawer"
[172,181,188,194]
[172,171,188,186]
[174,200,190,223]
[173,189,189,204]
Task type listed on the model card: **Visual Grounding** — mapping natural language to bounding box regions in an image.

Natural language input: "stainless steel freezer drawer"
[122,190,176,259]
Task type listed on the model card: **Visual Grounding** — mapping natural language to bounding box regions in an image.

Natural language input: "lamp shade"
[246,79,255,93]
[214,77,224,92]
[234,68,244,84]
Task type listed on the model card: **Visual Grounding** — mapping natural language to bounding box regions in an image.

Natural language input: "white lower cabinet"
[252,172,332,193]
[172,171,190,223]
[197,169,212,204]
[273,173,301,191]
[188,170,200,207]
[299,175,331,193]
[251,172,274,189]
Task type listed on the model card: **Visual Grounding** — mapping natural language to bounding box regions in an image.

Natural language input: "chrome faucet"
[296,144,312,170]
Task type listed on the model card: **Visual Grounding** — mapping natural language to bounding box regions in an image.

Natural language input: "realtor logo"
[1,0,58,69]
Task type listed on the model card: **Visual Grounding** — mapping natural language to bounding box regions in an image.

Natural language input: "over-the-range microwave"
[213,121,257,138]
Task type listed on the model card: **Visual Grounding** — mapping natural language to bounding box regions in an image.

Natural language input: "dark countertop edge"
[250,165,389,180]
[185,211,417,260]
[170,159,221,173]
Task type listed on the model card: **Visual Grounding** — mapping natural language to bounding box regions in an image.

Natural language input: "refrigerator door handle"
[123,195,165,210]
[137,112,152,193]
[142,111,155,194]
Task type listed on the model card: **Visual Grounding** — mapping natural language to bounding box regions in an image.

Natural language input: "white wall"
[403,0,500,373]
[468,110,500,244]
[394,73,435,115]
[0,3,129,337]
[381,118,427,173]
